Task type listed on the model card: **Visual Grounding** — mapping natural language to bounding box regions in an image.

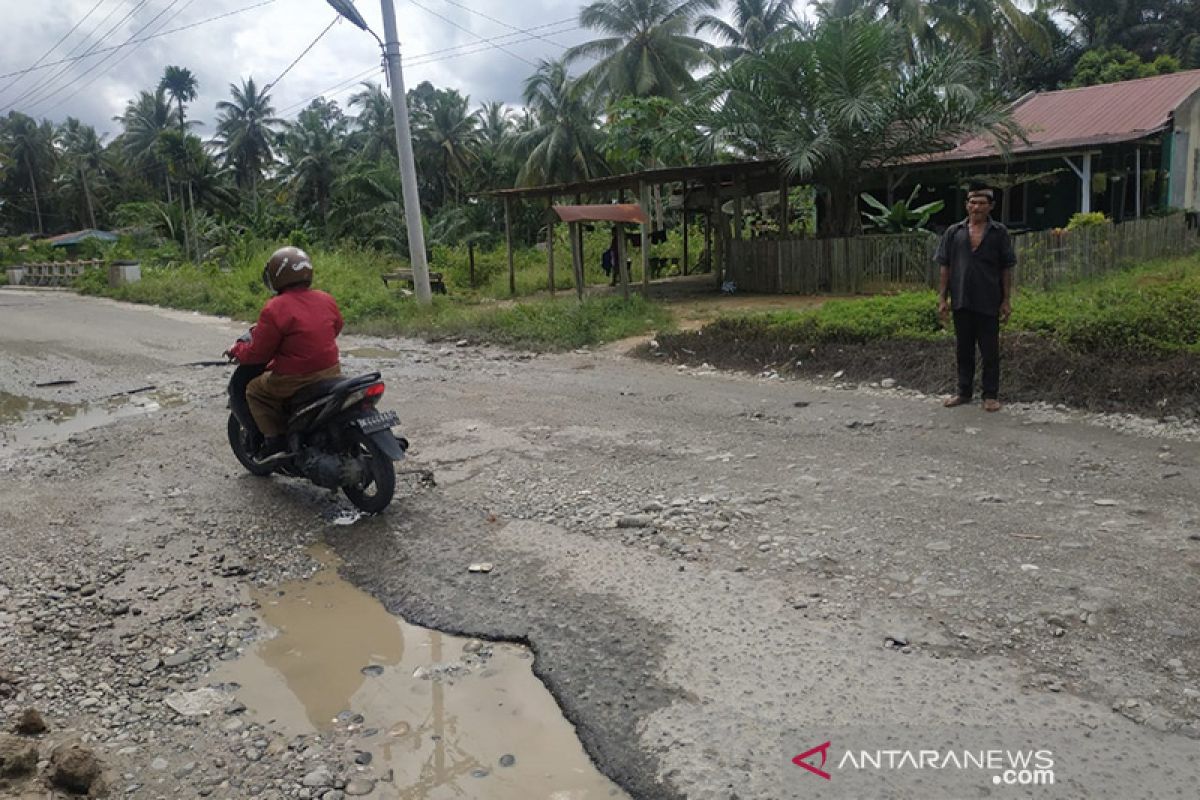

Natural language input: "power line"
[39,0,201,117]
[0,0,109,100]
[406,0,538,68]
[31,0,192,116]
[4,0,131,108]
[433,0,580,57]
[276,19,581,116]
[0,1,277,83]
[3,0,154,113]
[263,15,341,94]
[407,23,581,66]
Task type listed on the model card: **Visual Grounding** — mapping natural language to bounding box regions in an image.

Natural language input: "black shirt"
[934,218,1016,316]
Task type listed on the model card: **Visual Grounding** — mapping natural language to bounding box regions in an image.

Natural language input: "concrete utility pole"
[328,0,432,304]
[379,0,432,304]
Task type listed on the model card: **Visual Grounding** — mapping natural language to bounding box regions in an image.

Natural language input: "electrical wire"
[2,0,154,113]
[433,0,582,58]
[0,1,278,83]
[32,0,193,116]
[0,0,108,100]
[6,0,134,108]
[276,18,580,116]
[406,0,538,68]
[263,15,341,94]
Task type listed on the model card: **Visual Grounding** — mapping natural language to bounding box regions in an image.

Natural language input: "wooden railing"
[726,214,1199,294]
[8,259,104,287]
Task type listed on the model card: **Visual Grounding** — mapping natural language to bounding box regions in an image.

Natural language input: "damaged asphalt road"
[1,289,1199,799]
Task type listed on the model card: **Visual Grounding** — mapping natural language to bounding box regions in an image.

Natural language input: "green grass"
[74,242,673,351]
[703,253,1200,355]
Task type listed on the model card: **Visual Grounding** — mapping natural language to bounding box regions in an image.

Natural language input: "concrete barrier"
[107,262,141,287]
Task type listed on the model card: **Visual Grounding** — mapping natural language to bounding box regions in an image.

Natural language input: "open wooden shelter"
[482,159,795,299]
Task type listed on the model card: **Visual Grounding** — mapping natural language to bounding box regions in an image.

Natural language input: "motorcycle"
[226,354,408,514]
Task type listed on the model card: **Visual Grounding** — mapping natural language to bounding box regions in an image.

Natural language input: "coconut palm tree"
[411,89,480,205]
[214,78,281,206]
[280,98,349,234]
[348,82,395,163]
[687,16,1021,236]
[474,101,517,191]
[57,118,108,229]
[566,0,720,102]
[927,0,1054,66]
[515,59,606,186]
[695,0,800,61]
[159,66,198,134]
[116,88,176,181]
[2,112,56,234]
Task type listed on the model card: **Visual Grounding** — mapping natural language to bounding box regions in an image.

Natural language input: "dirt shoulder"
[645,327,1200,421]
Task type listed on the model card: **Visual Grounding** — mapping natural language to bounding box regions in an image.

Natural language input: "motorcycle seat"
[288,372,381,410]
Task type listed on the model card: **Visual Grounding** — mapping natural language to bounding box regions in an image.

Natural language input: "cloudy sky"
[0,0,607,139]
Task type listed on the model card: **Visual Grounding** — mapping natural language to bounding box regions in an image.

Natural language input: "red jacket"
[230,287,344,375]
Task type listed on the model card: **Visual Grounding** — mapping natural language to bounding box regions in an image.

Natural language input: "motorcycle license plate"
[354,410,399,434]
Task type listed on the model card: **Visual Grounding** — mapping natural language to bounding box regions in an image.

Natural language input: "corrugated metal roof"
[921,70,1200,165]
[553,204,648,224]
[47,229,118,246]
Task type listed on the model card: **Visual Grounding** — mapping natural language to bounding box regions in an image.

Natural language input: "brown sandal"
[982,399,1002,412]
[943,395,970,408]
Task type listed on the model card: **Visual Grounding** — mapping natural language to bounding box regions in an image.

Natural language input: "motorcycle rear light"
[365,383,385,400]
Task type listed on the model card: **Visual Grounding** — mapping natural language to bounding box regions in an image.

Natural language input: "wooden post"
[704,183,713,275]
[639,181,651,289]
[614,223,630,300]
[504,196,515,296]
[682,201,689,276]
[1135,146,1142,218]
[547,216,556,296]
[712,188,724,288]
[468,241,476,287]
[778,172,790,236]
[569,221,584,301]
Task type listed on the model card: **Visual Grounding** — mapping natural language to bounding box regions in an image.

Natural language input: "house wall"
[1170,90,1200,210]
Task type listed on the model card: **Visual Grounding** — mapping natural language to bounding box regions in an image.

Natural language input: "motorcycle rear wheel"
[342,430,396,513]
[227,413,274,477]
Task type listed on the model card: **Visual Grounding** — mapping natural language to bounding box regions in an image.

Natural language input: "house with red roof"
[869,70,1200,231]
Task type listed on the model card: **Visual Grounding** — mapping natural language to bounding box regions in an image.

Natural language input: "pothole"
[0,389,185,448]
[214,544,628,799]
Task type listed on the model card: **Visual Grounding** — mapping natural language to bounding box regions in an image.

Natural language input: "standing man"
[935,186,1016,412]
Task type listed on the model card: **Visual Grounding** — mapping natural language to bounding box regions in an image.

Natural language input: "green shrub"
[1066,212,1110,230]
[705,253,1200,356]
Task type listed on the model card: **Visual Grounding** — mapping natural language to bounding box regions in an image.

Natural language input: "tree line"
[2,0,1198,251]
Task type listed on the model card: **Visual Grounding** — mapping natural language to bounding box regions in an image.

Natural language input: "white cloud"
[0,0,595,138]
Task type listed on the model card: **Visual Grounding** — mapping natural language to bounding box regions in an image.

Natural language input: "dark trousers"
[952,310,1000,400]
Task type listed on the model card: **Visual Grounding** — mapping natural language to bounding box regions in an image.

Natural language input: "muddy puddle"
[215,545,628,799]
[0,389,184,448]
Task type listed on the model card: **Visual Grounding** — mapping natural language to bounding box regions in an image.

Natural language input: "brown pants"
[245,364,342,437]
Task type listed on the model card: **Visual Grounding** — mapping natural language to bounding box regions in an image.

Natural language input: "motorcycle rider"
[226,246,344,461]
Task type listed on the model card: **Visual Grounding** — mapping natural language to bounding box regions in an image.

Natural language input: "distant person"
[226,246,344,460]
[602,226,620,286]
[935,186,1015,412]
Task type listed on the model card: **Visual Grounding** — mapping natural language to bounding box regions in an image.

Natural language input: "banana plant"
[860,185,944,233]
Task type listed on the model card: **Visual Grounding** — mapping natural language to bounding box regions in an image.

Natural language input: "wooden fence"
[726,214,1199,294]
[1013,214,1198,290]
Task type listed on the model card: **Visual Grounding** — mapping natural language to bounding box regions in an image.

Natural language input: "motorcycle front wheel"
[227,413,274,477]
[342,429,396,513]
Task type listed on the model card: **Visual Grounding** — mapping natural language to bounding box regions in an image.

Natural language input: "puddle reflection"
[217,545,626,799]
[0,389,184,447]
